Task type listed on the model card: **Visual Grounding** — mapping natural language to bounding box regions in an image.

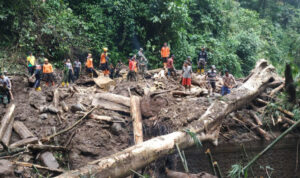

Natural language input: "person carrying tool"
[30,60,42,91]
[205,65,217,96]
[74,59,81,80]
[43,58,55,87]
[127,57,137,81]
[27,52,36,75]
[0,72,14,105]
[161,42,170,69]
[86,53,94,78]
[181,61,192,91]
[100,48,109,76]
[221,69,237,96]
[197,47,207,75]
[167,55,176,77]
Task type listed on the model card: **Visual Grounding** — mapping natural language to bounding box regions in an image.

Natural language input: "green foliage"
[0,0,299,75]
[228,164,246,178]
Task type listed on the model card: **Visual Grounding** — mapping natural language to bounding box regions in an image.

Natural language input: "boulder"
[93,76,116,91]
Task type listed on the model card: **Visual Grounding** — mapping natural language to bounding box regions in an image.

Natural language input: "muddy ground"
[0,69,295,177]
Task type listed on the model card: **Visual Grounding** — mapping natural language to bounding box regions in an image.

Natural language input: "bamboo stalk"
[242,118,300,173]
[213,161,223,178]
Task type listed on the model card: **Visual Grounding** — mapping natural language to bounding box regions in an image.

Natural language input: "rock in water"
[0,160,15,178]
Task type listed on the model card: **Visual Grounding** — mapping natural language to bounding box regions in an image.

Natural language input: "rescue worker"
[182,61,192,91]
[221,69,237,96]
[100,48,109,76]
[198,47,207,75]
[205,65,217,96]
[27,52,36,75]
[62,59,74,87]
[0,73,14,103]
[132,55,138,73]
[43,58,55,87]
[127,57,137,81]
[161,42,170,69]
[74,59,81,80]
[167,55,176,77]
[109,63,115,79]
[30,60,42,91]
[86,53,94,78]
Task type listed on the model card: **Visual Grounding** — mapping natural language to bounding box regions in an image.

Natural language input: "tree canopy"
[0,0,299,76]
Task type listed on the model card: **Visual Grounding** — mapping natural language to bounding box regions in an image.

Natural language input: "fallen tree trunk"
[92,99,130,113]
[94,93,130,107]
[131,96,143,144]
[2,116,14,146]
[53,88,59,108]
[13,121,34,139]
[56,59,277,178]
[0,104,16,146]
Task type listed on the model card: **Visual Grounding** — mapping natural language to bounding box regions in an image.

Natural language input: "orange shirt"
[43,63,53,73]
[86,58,93,68]
[161,46,170,58]
[100,53,107,64]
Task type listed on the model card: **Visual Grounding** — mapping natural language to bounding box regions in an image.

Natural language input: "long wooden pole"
[131,96,143,144]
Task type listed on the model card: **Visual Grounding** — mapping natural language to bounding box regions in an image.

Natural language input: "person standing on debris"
[167,55,176,77]
[205,65,217,96]
[27,52,36,75]
[127,57,137,81]
[0,73,14,102]
[100,48,109,76]
[139,56,148,78]
[86,53,94,78]
[43,58,55,87]
[198,47,207,75]
[182,61,192,91]
[109,63,115,79]
[62,59,74,87]
[74,59,81,80]
[161,42,170,69]
[30,60,42,91]
[115,60,123,78]
[221,69,237,96]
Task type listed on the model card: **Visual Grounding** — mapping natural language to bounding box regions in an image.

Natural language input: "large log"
[91,99,130,113]
[131,96,143,144]
[56,59,277,178]
[94,93,130,107]
[53,88,59,108]
[13,121,34,139]
[2,117,14,146]
[0,104,16,146]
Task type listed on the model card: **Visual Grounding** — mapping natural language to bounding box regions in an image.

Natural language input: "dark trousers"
[74,67,80,80]
[28,66,35,75]
[34,78,40,88]
[44,73,54,84]
[127,71,137,81]
[68,69,74,83]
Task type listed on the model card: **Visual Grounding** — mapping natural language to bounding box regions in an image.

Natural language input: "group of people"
[161,43,236,96]
[0,43,237,107]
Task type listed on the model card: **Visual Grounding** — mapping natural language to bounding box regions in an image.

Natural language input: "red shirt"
[167,58,174,69]
[129,60,136,71]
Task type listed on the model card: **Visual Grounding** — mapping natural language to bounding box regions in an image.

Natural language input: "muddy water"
[175,136,300,178]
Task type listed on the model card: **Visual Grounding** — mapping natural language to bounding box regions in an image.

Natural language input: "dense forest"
[0,0,299,76]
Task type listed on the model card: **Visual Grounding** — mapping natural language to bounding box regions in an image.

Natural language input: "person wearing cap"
[161,42,170,69]
[167,55,176,77]
[182,61,192,91]
[127,57,137,81]
[30,59,42,91]
[74,59,81,80]
[198,47,207,75]
[205,65,217,96]
[100,48,109,76]
[27,52,36,75]
[43,58,55,86]
[0,72,14,102]
[221,69,237,96]
[85,53,94,78]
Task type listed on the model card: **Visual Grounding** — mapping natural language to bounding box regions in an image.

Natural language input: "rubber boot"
[197,69,200,74]
[66,82,69,87]
[62,82,65,87]
[201,69,204,75]
[37,87,41,91]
